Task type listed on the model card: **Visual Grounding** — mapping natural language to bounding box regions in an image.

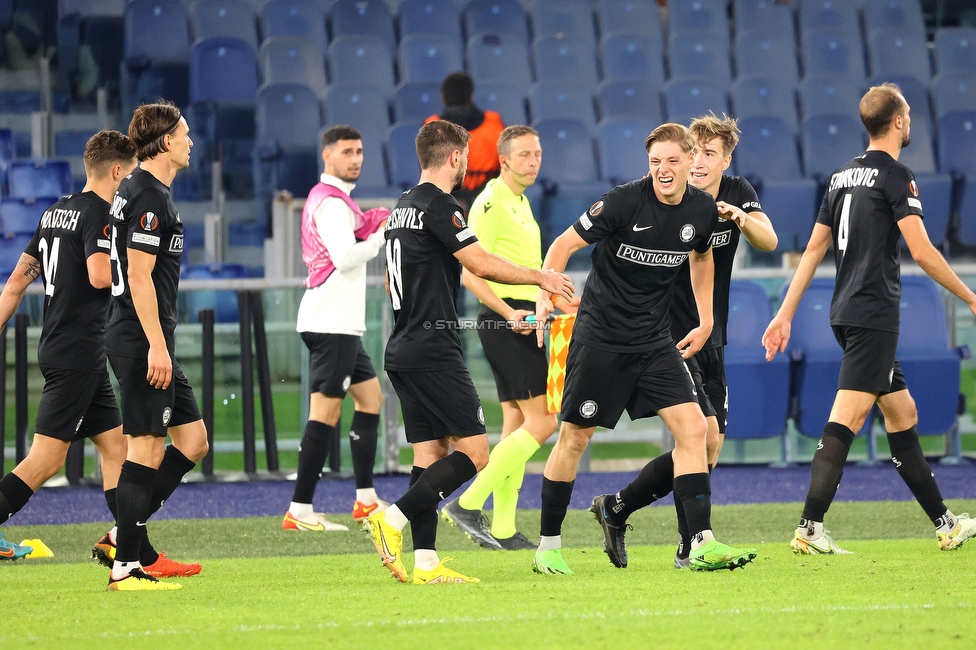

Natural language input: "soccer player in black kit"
[363,120,574,584]
[532,123,757,574]
[763,83,976,554]
[0,132,136,561]
[103,102,208,590]
[590,114,779,570]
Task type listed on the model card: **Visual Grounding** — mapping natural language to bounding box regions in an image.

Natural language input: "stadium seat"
[388,121,422,190]
[474,82,528,125]
[534,119,598,184]
[0,128,12,193]
[463,0,528,43]
[529,82,596,128]
[327,0,395,56]
[121,0,192,115]
[183,263,246,323]
[913,173,952,247]
[57,0,125,102]
[734,32,800,83]
[733,0,795,39]
[799,0,861,39]
[393,82,443,122]
[801,114,867,181]
[895,117,936,173]
[935,27,976,75]
[863,0,925,40]
[662,79,729,126]
[668,33,732,83]
[7,161,72,200]
[897,275,968,435]
[937,111,976,175]
[261,0,328,55]
[467,35,533,88]
[599,33,665,87]
[259,36,327,99]
[533,37,599,87]
[328,35,395,94]
[957,178,976,246]
[754,179,819,252]
[324,84,390,131]
[597,0,662,41]
[0,234,34,277]
[723,280,790,440]
[190,0,258,51]
[190,37,259,104]
[398,34,464,85]
[668,0,728,40]
[596,117,656,185]
[867,28,932,84]
[531,0,596,46]
[799,77,863,121]
[398,0,461,43]
[731,78,798,132]
[595,78,663,123]
[868,74,932,126]
[253,83,322,204]
[735,116,803,181]
[802,30,867,80]
[0,197,53,236]
[932,73,976,121]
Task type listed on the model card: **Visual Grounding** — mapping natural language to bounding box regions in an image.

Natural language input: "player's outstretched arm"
[762,223,832,361]
[717,201,778,252]
[461,268,533,334]
[678,247,715,359]
[127,248,172,390]
[86,252,112,289]
[454,242,575,301]
[900,216,976,315]
[0,253,40,330]
[534,227,590,347]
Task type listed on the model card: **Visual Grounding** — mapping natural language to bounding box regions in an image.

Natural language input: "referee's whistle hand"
[539,269,574,301]
[147,346,173,390]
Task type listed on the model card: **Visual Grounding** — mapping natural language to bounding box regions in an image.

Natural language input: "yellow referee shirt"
[468,178,543,302]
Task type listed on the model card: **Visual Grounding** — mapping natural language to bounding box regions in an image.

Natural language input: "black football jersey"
[571,178,718,353]
[816,150,922,332]
[105,167,185,358]
[384,182,478,371]
[669,175,761,348]
[24,192,113,371]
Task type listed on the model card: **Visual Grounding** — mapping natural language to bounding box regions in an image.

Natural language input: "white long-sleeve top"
[296,174,385,335]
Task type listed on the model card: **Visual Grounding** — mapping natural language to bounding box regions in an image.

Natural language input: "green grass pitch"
[2,499,975,649]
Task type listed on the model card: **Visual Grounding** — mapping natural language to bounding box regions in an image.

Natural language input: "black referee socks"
[610,451,675,525]
[395,452,476,520]
[802,421,856,523]
[292,420,336,504]
[349,411,380,490]
[887,426,948,523]
[115,461,157,564]
[0,472,34,523]
[409,465,438,551]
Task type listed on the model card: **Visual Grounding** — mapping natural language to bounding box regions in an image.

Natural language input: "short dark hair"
[644,122,695,154]
[441,71,474,107]
[497,125,538,157]
[860,83,906,139]
[128,100,182,161]
[416,120,470,170]
[321,125,362,150]
[83,130,137,177]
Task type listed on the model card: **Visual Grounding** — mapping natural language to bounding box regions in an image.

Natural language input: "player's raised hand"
[147,344,173,390]
[762,315,791,362]
[716,200,746,228]
[676,325,709,359]
[539,268,574,302]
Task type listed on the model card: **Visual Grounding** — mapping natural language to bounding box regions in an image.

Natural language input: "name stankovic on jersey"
[828,166,879,192]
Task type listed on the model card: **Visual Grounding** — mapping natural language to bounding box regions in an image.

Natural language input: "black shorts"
[301,332,377,397]
[694,346,728,433]
[387,367,487,444]
[477,300,548,402]
[109,355,202,437]
[560,340,700,429]
[686,352,718,421]
[34,366,122,442]
[833,325,907,394]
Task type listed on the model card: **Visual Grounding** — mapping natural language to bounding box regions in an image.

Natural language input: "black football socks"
[801,422,855,524]
[115,461,156,564]
[0,473,34,524]
[540,477,575,537]
[606,451,675,526]
[408,465,437,551]
[394,452,476,520]
[291,420,336,504]
[888,426,950,524]
[349,411,380,490]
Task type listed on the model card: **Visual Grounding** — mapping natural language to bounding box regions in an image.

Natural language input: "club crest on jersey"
[580,400,598,418]
[452,211,466,229]
[679,224,696,242]
[909,180,919,197]
[162,407,172,426]
[477,406,485,425]
[140,212,159,231]
[588,200,604,217]
[342,376,351,391]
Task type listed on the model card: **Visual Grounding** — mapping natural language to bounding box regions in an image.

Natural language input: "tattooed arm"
[0,253,41,330]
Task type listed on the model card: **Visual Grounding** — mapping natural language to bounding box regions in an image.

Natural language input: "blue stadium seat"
[261,0,328,55]
[599,33,665,86]
[0,197,53,236]
[957,178,976,246]
[533,37,599,87]
[54,129,96,157]
[802,30,867,80]
[755,179,819,252]
[183,263,246,323]
[190,37,259,103]
[662,79,729,125]
[397,0,461,43]
[7,161,72,200]
[57,0,125,102]
[935,27,976,75]
[895,116,936,173]
[799,0,861,39]
[735,116,803,180]
[189,0,258,51]
[667,33,732,83]
[388,121,422,190]
[730,78,798,131]
[867,28,932,84]
[897,275,967,434]
[398,33,464,85]
[473,82,527,125]
[534,119,598,184]
[253,83,322,202]
[734,32,800,83]
[596,117,655,185]
[324,84,390,131]
[463,0,528,43]
[668,0,728,40]
[0,235,34,277]
[733,0,795,39]
[913,173,953,247]
[801,114,867,181]
[259,36,327,99]
[932,73,976,120]
[937,111,976,175]
[531,0,596,46]
[328,0,395,56]
[595,78,663,123]
[0,128,12,193]
[122,0,192,115]
[724,280,790,440]
[863,0,925,40]
[597,0,662,41]
[393,82,443,122]
[328,35,396,94]
[799,77,863,121]
[869,74,932,126]
[530,82,596,128]
[467,35,533,88]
